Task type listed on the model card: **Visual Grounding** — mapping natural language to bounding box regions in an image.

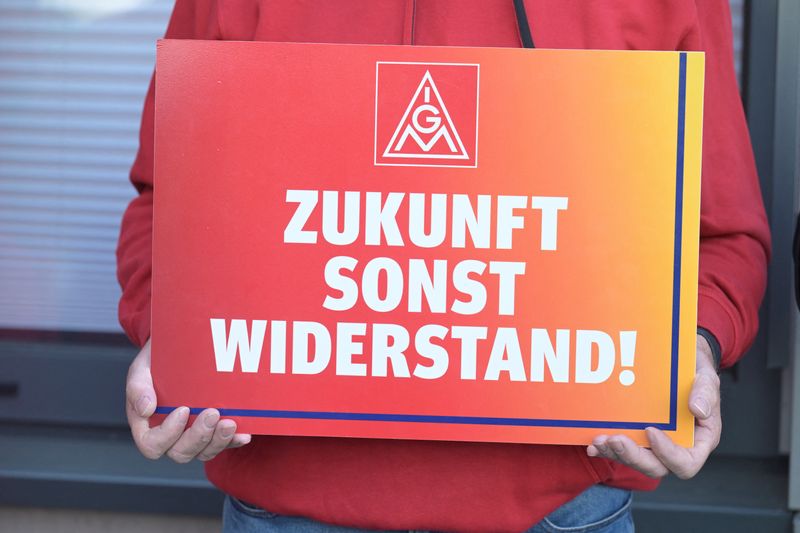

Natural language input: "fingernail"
[586,446,598,457]
[204,411,220,429]
[177,407,190,423]
[221,424,235,438]
[135,395,151,417]
[693,399,710,418]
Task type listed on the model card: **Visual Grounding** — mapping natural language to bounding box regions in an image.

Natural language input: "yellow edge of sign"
[670,52,705,448]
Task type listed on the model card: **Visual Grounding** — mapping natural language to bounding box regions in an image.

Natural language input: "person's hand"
[125,339,251,462]
[586,334,720,479]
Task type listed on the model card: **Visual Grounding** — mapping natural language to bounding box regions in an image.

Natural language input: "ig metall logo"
[374,62,479,168]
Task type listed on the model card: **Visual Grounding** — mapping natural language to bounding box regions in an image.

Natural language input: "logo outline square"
[374,61,480,168]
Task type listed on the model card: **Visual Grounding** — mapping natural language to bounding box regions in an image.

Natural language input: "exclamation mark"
[619,331,636,386]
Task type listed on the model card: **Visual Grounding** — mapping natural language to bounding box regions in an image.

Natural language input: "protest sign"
[152,40,703,446]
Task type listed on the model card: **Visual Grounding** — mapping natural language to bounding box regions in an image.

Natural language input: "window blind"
[0,0,172,332]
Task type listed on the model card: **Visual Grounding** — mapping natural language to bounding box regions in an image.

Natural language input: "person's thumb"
[126,369,156,418]
[126,341,156,418]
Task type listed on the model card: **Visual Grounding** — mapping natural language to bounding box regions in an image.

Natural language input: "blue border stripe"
[155,406,674,430]
[668,52,687,429]
[156,53,689,434]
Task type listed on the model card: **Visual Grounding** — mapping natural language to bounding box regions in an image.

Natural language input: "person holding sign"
[118,1,770,532]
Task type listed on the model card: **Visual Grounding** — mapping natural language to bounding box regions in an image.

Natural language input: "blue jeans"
[222,484,634,533]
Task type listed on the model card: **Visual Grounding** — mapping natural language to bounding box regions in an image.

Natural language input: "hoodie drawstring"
[513,0,535,48]
[402,1,534,49]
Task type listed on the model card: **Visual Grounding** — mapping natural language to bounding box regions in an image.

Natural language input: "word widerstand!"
[210,189,638,386]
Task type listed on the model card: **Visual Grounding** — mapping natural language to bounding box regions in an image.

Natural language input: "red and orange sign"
[152,40,703,446]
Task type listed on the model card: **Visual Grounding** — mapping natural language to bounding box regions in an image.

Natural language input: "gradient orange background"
[151,41,703,446]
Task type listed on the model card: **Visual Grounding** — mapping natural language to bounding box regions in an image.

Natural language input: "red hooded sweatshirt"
[117,1,770,531]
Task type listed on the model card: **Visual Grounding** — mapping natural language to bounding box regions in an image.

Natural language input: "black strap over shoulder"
[513,0,535,48]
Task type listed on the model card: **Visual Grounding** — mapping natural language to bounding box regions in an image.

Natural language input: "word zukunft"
[210,319,637,386]
[284,190,568,250]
